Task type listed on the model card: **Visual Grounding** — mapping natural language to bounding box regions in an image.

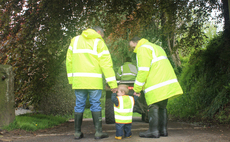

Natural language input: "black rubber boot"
[159,108,168,136]
[139,107,160,138]
[74,112,84,139]
[92,111,109,139]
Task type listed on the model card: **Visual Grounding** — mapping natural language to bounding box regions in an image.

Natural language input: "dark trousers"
[116,123,132,137]
[149,99,168,109]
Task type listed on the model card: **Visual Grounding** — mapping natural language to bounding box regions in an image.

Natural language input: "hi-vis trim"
[73,36,80,51]
[106,76,116,82]
[140,45,157,59]
[114,115,132,120]
[114,96,134,113]
[114,107,133,113]
[144,79,178,93]
[72,73,102,78]
[98,50,110,58]
[139,67,150,71]
[117,72,122,77]
[67,73,72,77]
[72,36,104,57]
[151,56,168,64]
[73,49,98,55]
[93,38,100,52]
[69,46,73,51]
[135,80,145,86]
[122,73,136,76]
[139,45,168,65]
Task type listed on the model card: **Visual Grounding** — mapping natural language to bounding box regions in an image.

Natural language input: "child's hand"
[111,88,118,93]
[134,92,140,97]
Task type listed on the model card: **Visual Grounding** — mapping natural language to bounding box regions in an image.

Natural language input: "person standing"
[111,84,139,140]
[116,57,137,81]
[129,36,183,138]
[66,26,118,140]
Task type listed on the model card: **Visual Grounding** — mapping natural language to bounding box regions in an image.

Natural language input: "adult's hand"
[134,92,141,97]
[111,88,118,93]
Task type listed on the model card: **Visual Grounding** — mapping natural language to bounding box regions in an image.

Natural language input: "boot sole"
[139,135,160,138]
[74,133,84,139]
[95,136,109,139]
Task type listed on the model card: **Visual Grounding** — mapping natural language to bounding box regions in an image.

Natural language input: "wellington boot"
[139,108,160,138]
[74,112,84,139]
[159,108,168,136]
[92,111,109,139]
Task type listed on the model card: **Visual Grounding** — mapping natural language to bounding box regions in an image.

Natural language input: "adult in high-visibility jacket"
[116,57,137,80]
[111,85,139,140]
[129,37,183,138]
[66,26,118,140]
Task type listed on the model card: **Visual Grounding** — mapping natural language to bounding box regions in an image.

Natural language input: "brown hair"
[118,84,129,94]
[130,36,141,43]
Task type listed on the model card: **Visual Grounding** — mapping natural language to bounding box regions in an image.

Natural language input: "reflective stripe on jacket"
[133,38,183,105]
[66,29,117,89]
[116,62,137,80]
[114,95,134,124]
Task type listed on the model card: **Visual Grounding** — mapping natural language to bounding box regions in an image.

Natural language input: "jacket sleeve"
[111,93,119,106]
[97,40,117,89]
[116,66,122,80]
[133,46,152,93]
[133,95,139,102]
[66,38,75,84]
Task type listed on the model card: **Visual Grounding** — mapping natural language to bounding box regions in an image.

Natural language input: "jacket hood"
[133,38,149,53]
[81,29,103,39]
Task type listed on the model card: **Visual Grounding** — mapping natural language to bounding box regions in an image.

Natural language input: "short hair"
[92,26,104,36]
[118,84,129,94]
[125,57,132,62]
[130,36,141,43]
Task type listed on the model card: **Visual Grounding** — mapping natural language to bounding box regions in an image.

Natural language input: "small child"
[111,84,139,140]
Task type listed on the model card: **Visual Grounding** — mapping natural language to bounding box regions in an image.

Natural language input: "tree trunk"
[221,0,230,69]
[223,0,230,35]
[167,35,181,67]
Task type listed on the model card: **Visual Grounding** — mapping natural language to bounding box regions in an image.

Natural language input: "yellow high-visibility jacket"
[114,95,134,124]
[66,29,117,89]
[133,38,183,105]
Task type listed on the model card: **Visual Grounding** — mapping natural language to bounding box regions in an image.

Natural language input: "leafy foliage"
[167,33,230,123]
[38,63,75,115]
[0,0,227,114]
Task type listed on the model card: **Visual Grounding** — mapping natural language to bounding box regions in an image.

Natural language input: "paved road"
[1,117,230,142]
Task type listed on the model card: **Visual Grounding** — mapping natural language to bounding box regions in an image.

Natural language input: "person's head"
[117,84,129,96]
[129,36,141,49]
[125,57,132,62]
[92,26,104,37]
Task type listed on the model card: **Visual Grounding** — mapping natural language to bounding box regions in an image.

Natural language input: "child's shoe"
[125,135,132,138]
[115,136,122,140]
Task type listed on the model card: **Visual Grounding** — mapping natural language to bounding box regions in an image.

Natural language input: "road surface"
[0,117,230,142]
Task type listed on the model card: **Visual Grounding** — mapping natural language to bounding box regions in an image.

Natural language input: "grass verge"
[2,113,68,131]
[3,91,141,131]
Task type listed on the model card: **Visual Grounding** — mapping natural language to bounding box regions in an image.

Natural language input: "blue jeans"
[74,89,102,113]
[116,123,132,137]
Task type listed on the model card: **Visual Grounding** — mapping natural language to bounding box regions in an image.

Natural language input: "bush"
[38,63,75,115]
[167,33,230,123]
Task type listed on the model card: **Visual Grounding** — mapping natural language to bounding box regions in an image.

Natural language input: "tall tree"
[0,0,227,106]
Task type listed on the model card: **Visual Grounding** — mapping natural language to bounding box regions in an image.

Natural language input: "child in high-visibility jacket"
[111,84,139,140]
